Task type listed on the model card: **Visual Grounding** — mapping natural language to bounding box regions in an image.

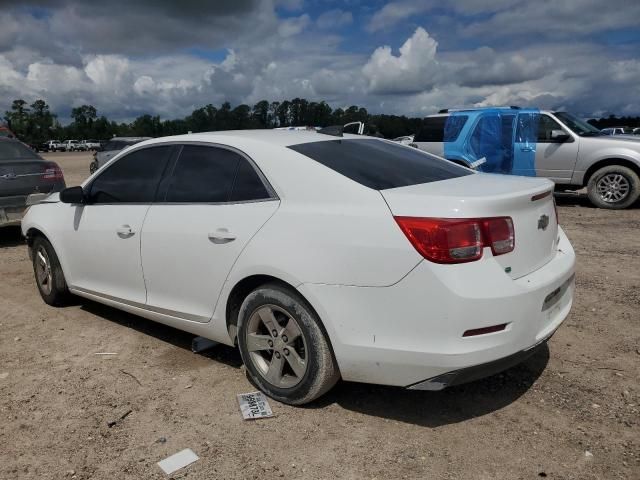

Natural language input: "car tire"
[587,165,640,209]
[237,283,340,405]
[31,236,71,306]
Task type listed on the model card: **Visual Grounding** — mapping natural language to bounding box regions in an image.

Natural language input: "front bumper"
[299,227,576,387]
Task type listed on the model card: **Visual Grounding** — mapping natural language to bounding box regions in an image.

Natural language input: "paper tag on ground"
[157,448,199,475]
[237,391,274,420]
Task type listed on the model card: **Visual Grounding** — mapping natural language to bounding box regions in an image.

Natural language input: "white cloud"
[278,14,311,37]
[363,27,439,94]
[367,1,428,32]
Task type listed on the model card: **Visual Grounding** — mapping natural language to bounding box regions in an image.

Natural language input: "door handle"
[116,225,135,238]
[520,146,534,152]
[208,228,236,244]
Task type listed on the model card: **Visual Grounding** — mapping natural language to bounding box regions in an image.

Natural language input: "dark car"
[0,137,66,227]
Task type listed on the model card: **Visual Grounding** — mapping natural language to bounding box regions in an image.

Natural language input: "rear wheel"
[31,236,70,306]
[237,284,339,405]
[587,165,640,209]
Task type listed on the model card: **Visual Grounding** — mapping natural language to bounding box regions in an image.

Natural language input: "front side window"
[536,115,565,142]
[89,146,172,203]
[288,139,470,190]
[165,145,270,203]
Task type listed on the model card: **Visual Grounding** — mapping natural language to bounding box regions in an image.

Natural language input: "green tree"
[4,99,30,137]
[29,99,56,143]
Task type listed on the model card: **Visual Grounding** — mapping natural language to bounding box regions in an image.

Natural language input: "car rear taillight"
[482,217,514,255]
[394,216,515,264]
[42,163,64,181]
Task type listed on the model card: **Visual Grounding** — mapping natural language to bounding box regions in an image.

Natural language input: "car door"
[526,114,579,183]
[59,145,174,304]
[141,144,279,322]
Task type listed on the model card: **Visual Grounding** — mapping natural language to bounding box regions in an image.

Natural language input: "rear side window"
[230,158,271,202]
[415,116,468,143]
[89,146,172,203]
[0,141,39,160]
[166,145,271,203]
[288,139,471,190]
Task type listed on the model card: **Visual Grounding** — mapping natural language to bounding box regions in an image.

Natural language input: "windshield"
[0,141,40,161]
[554,112,601,136]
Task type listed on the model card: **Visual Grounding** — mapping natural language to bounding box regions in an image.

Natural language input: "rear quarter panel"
[571,138,640,185]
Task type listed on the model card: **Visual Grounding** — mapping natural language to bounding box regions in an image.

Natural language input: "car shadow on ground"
[79,300,243,369]
[554,191,640,209]
[0,225,25,248]
[306,344,550,428]
[81,298,548,427]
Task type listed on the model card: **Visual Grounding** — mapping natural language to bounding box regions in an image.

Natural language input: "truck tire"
[587,165,640,209]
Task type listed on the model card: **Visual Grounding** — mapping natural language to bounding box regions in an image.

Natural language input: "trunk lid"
[381,173,558,279]
[0,160,61,197]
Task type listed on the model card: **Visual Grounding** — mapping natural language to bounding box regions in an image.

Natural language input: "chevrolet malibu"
[21,130,575,405]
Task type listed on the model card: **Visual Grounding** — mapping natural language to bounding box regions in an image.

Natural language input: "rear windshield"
[288,139,471,190]
[104,140,142,151]
[0,141,39,161]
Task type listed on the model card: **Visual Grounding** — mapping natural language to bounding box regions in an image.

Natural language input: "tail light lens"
[42,163,64,181]
[395,216,515,264]
[483,217,514,255]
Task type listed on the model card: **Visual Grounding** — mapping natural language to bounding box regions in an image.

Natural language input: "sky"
[1,0,639,122]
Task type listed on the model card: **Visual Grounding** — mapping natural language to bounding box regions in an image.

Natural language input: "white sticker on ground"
[237,391,274,420]
[157,448,199,475]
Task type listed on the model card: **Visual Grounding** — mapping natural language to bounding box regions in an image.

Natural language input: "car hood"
[588,135,640,146]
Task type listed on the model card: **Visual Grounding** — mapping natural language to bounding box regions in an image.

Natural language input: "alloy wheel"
[596,173,630,203]
[245,304,308,388]
[35,246,53,295]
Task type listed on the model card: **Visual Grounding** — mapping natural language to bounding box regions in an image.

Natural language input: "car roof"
[137,129,366,148]
[108,136,153,141]
[425,107,552,118]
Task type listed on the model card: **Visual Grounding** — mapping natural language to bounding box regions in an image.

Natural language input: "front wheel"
[237,284,340,405]
[31,236,71,306]
[587,165,640,209]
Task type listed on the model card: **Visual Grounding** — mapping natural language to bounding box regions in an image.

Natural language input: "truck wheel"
[237,283,340,405]
[587,165,640,209]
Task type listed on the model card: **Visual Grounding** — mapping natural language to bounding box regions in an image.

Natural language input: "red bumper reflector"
[463,323,508,337]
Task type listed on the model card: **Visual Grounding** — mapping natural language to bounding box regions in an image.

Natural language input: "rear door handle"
[208,228,236,244]
[520,146,534,152]
[116,225,135,238]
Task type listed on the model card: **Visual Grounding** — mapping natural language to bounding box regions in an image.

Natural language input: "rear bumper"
[299,227,575,387]
[0,195,28,226]
[407,335,550,390]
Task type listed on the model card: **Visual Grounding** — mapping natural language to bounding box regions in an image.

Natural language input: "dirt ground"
[1,151,638,479]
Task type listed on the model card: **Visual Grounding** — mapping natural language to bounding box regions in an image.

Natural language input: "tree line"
[3,98,424,145]
[5,98,639,146]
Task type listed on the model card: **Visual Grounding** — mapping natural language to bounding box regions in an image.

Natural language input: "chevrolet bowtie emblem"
[538,214,549,231]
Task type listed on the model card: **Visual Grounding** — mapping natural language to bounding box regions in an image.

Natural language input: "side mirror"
[551,129,570,142]
[60,186,86,204]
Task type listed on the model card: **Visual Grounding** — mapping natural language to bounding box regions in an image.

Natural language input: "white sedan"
[22,130,575,404]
